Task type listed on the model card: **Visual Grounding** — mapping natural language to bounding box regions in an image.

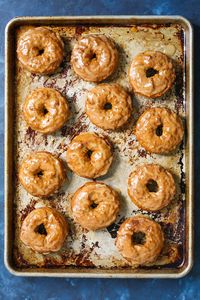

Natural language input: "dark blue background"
[1,0,199,299]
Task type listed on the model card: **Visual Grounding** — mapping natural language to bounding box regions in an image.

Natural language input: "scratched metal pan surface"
[5,16,193,278]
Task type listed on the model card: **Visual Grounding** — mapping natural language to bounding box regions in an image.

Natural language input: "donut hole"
[41,106,48,116]
[37,48,45,56]
[104,102,112,110]
[146,179,158,193]
[156,124,163,136]
[36,170,44,178]
[132,231,146,245]
[87,149,93,159]
[34,223,47,236]
[146,68,159,78]
[89,52,97,61]
[90,202,98,209]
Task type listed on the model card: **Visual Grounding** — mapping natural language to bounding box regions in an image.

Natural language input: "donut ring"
[86,84,133,130]
[20,207,68,253]
[129,51,176,98]
[128,164,176,211]
[23,88,70,134]
[66,132,113,178]
[135,107,184,154]
[71,182,120,230]
[116,216,164,265]
[19,151,66,197]
[17,27,64,74]
[71,34,118,82]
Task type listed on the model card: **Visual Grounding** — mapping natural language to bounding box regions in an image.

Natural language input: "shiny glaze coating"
[23,87,70,134]
[71,182,120,231]
[135,107,184,153]
[71,34,118,82]
[116,216,164,265]
[17,27,64,74]
[20,207,68,253]
[66,132,113,178]
[129,51,176,98]
[19,151,66,197]
[128,164,176,211]
[86,83,133,130]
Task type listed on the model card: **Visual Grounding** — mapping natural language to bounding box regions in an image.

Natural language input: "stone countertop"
[1,0,200,299]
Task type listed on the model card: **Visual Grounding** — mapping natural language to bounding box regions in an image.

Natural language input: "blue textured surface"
[1,0,200,299]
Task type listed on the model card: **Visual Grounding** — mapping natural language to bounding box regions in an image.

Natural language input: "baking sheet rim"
[4,15,194,278]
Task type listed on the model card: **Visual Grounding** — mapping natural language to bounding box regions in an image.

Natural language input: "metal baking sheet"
[5,16,193,278]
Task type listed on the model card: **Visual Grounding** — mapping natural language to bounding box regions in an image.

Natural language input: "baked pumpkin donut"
[19,151,66,197]
[17,27,64,74]
[66,132,113,178]
[71,34,118,82]
[20,207,68,253]
[86,83,133,130]
[116,216,164,265]
[23,87,70,134]
[71,182,120,230]
[128,164,176,211]
[129,51,176,98]
[135,107,184,154]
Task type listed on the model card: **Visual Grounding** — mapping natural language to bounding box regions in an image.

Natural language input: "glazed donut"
[66,132,113,178]
[135,107,184,153]
[20,207,68,253]
[129,51,176,98]
[86,84,133,130]
[23,87,70,134]
[71,182,120,230]
[19,151,66,197]
[17,27,64,74]
[116,216,164,265]
[128,164,176,211]
[71,34,118,82]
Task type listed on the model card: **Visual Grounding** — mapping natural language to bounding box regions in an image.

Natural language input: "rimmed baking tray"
[5,16,193,278]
